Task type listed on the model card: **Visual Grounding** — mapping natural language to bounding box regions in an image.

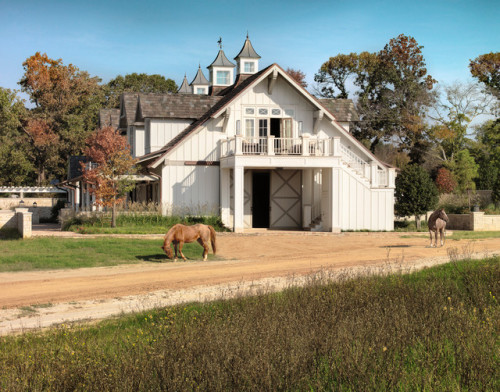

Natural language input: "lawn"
[0,257,497,391]
[0,238,214,272]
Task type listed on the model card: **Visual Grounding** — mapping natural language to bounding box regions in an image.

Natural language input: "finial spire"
[217,37,222,49]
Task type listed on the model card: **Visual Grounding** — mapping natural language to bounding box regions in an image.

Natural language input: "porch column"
[302,169,313,228]
[370,161,378,188]
[332,137,341,157]
[233,166,244,232]
[388,168,396,188]
[301,135,310,157]
[235,135,243,155]
[220,168,231,229]
[267,135,275,155]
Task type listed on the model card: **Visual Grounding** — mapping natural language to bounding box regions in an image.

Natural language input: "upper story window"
[245,119,254,137]
[216,71,230,85]
[244,62,255,73]
[258,108,268,116]
[245,108,255,115]
[196,87,205,94]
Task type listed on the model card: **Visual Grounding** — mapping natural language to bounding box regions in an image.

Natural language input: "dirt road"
[1,231,499,334]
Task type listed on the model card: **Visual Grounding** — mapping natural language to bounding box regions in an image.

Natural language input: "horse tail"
[209,225,216,255]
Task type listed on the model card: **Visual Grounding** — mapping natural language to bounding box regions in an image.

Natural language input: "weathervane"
[217,37,223,49]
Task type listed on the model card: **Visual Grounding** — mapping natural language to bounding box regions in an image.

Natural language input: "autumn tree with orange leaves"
[82,126,137,227]
[286,68,308,88]
[19,52,104,184]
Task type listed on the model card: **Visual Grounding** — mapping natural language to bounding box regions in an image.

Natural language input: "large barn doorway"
[252,171,270,228]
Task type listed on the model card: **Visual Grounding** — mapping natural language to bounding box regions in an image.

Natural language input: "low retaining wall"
[0,208,32,238]
[0,197,64,220]
[447,212,500,231]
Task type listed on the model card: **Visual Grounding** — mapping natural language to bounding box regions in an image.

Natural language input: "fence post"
[15,207,32,238]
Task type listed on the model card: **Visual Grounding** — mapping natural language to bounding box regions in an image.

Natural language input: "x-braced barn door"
[270,170,301,229]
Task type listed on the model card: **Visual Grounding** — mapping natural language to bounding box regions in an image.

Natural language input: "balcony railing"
[220,135,394,187]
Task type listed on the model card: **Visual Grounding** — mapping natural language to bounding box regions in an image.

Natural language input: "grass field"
[0,238,213,272]
[0,258,498,391]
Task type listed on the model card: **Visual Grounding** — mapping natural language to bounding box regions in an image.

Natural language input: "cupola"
[190,65,210,95]
[207,38,236,87]
[177,74,191,94]
[234,34,260,75]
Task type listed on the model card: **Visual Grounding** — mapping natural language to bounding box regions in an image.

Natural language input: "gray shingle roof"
[99,108,120,129]
[119,92,140,130]
[68,156,88,180]
[190,66,210,85]
[177,75,191,94]
[208,49,235,68]
[137,93,222,121]
[317,98,359,122]
[234,36,261,59]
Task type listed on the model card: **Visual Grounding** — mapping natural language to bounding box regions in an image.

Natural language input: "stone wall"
[447,212,500,231]
[0,209,32,238]
[0,197,64,220]
[0,211,17,229]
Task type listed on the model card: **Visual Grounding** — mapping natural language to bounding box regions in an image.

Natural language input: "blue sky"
[0,0,498,99]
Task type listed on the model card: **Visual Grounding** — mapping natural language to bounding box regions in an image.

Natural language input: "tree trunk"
[415,214,421,230]
[111,200,117,228]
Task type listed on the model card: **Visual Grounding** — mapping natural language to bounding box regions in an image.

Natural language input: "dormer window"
[244,62,255,73]
[216,71,230,85]
[196,88,205,94]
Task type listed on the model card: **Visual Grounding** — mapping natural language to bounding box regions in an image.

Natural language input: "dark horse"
[161,223,216,261]
[428,208,449,247]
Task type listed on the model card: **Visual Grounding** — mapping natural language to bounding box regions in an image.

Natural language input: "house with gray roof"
[71,36,395,232]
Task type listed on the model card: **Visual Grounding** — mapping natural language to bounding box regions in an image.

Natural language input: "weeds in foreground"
[0,258,498,391]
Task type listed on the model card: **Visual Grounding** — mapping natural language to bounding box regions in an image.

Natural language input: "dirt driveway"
[1,231,499,334]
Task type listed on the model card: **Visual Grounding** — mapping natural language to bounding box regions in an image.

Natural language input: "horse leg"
[440,229,444,247]
[178,241,187,261]
[435,230,438,248]
[198,238,208,261]
[173,243,178,262]
[429,231,434,247]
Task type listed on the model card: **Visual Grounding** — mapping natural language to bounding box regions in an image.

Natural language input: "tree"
[314,35,437,160]
[472,119,500,190]
[449,149,479,194]
[286,68,308,88]
[435,167,456,194]
[470,52,500,97]
[19,52,104,184]
[314,53,360,98]
[426,82,496,163]
[395,164,438,230]
[82,126,137,227]
[104,73,178,108]
[0,87,34,185]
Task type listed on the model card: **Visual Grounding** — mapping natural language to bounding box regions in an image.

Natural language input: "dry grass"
[0,257,498,391]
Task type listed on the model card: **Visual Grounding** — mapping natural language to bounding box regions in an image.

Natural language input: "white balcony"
[220,135,394,188]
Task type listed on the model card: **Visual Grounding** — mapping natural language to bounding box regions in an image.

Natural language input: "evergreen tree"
[395,164,438,229]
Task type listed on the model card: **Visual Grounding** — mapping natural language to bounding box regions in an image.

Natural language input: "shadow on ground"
[136,254,168,263]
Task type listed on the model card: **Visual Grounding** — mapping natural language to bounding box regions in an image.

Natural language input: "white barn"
[72,36,396,232]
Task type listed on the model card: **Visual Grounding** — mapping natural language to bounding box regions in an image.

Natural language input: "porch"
[219,136,396,233]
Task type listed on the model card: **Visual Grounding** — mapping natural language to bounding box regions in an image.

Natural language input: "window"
[245,119,254,137]
[245,108,255,115]
[272,108,281,116]
[258,108,268,115]
[216,71,230,85]
[244,62,254,73]
[196,87,205,94]
[284,109,295,117]
[258,119,268,137]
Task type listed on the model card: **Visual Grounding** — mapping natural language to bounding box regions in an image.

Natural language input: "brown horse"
[161,223,216,261]
[428,208,449,247]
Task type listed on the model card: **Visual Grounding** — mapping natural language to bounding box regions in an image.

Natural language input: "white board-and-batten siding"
[323,167,394,231]
[147,119,193,154]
